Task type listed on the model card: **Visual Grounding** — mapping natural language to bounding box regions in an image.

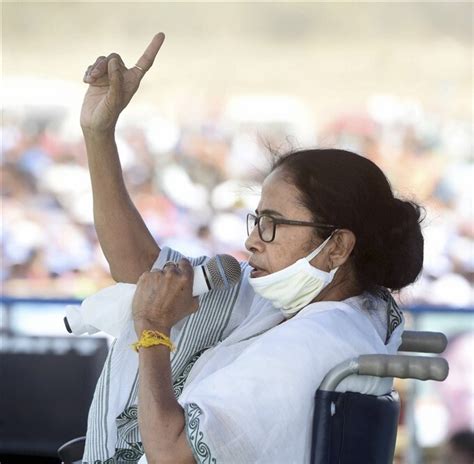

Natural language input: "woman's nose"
[245,226,263,253]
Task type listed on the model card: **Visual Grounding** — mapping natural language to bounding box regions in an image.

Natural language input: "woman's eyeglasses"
[246,213,337,243]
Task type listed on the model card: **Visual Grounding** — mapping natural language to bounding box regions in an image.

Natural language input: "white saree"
[83,247,404,464]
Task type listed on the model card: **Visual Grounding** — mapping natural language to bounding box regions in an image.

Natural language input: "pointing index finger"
[134,32,165,76]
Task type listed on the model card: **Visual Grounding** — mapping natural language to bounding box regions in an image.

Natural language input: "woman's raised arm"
[80,33,165,283]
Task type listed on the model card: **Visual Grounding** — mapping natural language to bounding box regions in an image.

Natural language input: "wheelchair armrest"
[57,436,86,464]
[320,355,449,390]
[358,354,449,381]
[399,330,447,353]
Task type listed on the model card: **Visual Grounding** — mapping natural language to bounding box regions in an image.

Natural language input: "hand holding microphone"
[132,259,199,335]
[64,254,241,338]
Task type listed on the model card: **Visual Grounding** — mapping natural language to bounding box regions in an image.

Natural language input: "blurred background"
[1,1,473,463]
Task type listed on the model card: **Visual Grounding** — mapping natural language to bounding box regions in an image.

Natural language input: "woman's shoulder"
[272,291,403,354]
[260,297,390,354]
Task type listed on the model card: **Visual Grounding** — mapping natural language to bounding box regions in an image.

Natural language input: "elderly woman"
[81,34,423,464]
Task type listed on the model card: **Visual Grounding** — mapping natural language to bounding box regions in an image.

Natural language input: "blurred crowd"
[1,91,473,305]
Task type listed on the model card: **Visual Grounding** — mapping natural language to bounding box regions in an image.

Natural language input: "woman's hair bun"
[375,198,425,291]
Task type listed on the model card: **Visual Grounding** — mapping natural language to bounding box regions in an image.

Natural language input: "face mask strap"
[329,265,340,277]
[306,229,338,262]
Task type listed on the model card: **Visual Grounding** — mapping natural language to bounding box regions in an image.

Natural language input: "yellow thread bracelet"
[132,330,176,353]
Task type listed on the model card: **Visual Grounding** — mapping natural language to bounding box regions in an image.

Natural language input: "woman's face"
[245,168,330,277]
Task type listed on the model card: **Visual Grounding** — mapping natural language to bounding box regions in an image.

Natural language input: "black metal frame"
[246,213,337,243]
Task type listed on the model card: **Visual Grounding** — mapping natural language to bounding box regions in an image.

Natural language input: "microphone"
[192,254,241,295]
[64,254,241,338]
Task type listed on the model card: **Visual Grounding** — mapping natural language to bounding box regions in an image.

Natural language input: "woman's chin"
[250,269,267,278]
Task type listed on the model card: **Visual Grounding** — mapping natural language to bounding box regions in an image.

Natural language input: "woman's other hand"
[80,32,165,133]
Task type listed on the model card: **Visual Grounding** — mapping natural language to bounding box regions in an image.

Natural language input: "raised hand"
[80,32,165,133]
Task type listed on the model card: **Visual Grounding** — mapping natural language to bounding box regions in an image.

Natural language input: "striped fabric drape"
[83,247,248,463]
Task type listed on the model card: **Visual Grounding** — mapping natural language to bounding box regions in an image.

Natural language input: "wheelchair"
[58,330,449,464]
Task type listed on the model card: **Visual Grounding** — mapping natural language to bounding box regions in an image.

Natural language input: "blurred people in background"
[437,331,474,434]
[1,94,473,305]
[441,429,474,464]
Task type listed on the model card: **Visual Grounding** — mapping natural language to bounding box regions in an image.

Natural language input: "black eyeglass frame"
[246,213,338,243]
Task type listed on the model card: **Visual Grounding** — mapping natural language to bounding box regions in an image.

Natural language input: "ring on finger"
[163,261,178,269]
[133,64,145,73]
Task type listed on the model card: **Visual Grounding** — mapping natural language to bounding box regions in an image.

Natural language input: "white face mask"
[248,232,339,319]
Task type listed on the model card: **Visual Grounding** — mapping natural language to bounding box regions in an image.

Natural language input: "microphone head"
[206,254,242,290]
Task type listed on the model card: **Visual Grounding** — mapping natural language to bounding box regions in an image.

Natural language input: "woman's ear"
[327,229,356,269]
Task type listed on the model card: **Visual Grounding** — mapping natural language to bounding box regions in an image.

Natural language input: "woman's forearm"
[83,130,160,283]
[137,325,194,463]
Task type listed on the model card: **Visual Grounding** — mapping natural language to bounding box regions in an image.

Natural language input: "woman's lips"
[249,264,267,278]
[250,269,266,278]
